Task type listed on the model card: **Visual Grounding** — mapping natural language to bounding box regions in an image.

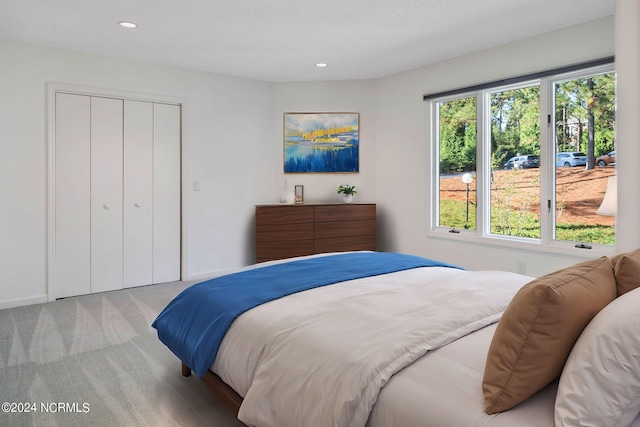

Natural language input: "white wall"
[273,80,377,204]
[373,16,619,276]
[615,0,640,253]
[0,39,276,308]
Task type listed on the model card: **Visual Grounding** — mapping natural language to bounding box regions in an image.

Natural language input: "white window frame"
[428,63,616,258]
[429,91,479,234]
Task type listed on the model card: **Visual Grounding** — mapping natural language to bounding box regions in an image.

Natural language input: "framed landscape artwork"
[284,112,359,173]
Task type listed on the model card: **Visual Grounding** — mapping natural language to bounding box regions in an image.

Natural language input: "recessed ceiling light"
[119,21,137,29]
[315,63,328,68]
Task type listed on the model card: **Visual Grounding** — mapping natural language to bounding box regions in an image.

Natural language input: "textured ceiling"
[0,0,614,82]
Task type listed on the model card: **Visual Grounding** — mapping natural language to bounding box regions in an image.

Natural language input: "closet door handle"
[134,203,142,208]
[103,204,110,210]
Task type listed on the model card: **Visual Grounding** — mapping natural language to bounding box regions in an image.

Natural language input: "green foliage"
[492,209,540,239]
[337,185,357,195]
[440,199,614,244]
[440,199,476,230]
[556,223,615,245]
[555,73,616,160]
[490,86,540,169]
[438,73,615,171]
[491,169,540,238]
[438,97,476,173]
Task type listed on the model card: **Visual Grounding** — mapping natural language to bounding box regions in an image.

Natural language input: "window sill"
[427,227,615,259]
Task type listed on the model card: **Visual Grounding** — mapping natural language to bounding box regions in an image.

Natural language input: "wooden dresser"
[255,203,376,263]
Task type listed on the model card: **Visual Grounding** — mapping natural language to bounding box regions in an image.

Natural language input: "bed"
[153,250,640,427]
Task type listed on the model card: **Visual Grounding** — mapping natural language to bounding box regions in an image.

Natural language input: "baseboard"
[0,294,48,310]
[184,268,239,282]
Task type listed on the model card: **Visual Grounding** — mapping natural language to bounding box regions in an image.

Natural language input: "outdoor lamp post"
[461,173,473,229]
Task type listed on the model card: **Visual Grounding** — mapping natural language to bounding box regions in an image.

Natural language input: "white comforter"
[212,257,532,427]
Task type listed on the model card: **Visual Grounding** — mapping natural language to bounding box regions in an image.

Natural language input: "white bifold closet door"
[55,93,91,298]
[54,93,180,298]
[152,103,181,284]
[123,100,153,288]
[91,97,124,293]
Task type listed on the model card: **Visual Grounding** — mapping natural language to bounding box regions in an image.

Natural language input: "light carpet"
[0,281,246,427]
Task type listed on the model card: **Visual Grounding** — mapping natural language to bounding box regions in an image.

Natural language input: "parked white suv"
[556,152,587,167]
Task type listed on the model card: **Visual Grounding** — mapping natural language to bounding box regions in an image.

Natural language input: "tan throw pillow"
[482,256,616,414]
[611,249,640,296]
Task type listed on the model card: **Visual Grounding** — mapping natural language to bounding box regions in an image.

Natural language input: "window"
[489,83,541,239]
[431,62,616,250]
[437,96,476,231]
[552,71,616,245]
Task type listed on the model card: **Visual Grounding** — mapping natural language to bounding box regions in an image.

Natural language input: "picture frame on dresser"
[294,185,304,203]
[283,112,359,173]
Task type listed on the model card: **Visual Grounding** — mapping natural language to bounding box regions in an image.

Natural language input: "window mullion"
[478,91,491,236]
[539,78,553,244]
[430,101,440,230]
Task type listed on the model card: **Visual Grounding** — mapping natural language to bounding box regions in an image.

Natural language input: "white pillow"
[555,287,640,427]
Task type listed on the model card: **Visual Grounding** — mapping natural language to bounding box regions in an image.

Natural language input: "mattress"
[368,323,556,426]
[207,253,640,427]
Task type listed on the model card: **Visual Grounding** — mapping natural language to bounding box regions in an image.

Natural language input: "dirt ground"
[440,166,616,226]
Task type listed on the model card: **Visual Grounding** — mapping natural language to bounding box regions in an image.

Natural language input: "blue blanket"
[152,252,460,377]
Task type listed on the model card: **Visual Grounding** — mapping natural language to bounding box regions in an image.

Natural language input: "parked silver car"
[503,154,540,170]
[556,152,587,167]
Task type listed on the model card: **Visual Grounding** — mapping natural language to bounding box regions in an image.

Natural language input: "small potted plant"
[337,185,357,203]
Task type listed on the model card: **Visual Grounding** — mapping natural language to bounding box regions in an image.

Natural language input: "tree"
[490,86,540,168]
[586,77,596,169]
[438,97,476,173]
[555,73,615,169]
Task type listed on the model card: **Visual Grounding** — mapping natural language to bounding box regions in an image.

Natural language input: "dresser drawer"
[256,240,314,263]
[257,222,313,241]
[255,205,313,226]
[314,219,376,239]
[314,236,376,254]
[314,204,375,222]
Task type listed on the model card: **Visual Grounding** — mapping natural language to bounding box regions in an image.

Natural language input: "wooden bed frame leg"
[179,361,243,417]
[181,362,192,377]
